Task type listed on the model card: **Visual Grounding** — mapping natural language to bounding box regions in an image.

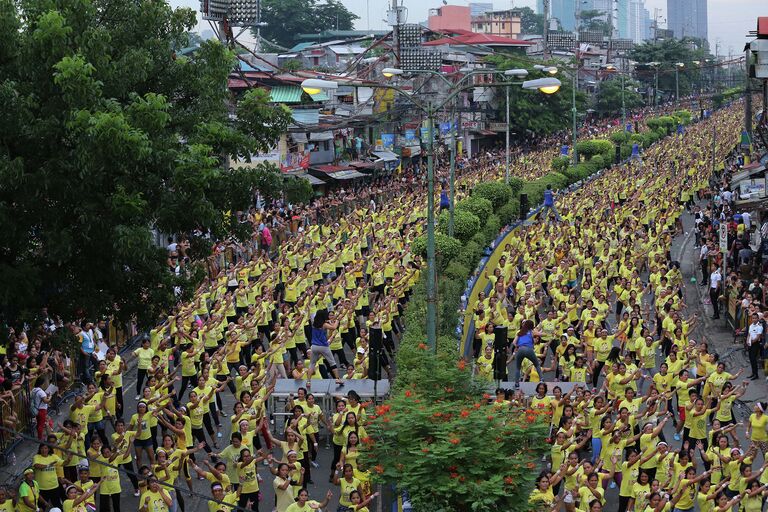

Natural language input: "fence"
[0,354,78,463]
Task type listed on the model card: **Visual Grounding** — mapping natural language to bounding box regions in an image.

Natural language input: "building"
[469,2,493,17]
[538,0,574,32]
[628,0,652,43]
[470,10,523,38]
[428,5,472,33]
[667,0,707,42]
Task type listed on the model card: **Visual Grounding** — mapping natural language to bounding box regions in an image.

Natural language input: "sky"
[171,0,757,55]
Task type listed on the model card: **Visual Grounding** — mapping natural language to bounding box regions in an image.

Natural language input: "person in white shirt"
[742,211,751,230]
[709,265,722,319]
[699,243,710,286]
[747,313,764,380]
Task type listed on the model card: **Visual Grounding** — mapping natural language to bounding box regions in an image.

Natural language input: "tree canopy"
[258,0,359,49]
[518,6,544,36]
[485,55,587,136]
[595,76,644,117]
[0,0,293,327]
[630,39,712,99]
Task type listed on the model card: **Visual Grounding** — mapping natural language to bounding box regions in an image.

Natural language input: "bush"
[472,181,511,209]
[444,261,470,281]
[551,156,570,173]
[507,177,524,196]
[497,198,520,225]
[456,241,483,268]
[455,196,493,222]
[438,209,480,243]
[482,214,501,241]
[575,139,614,160]
[412,233,462,270]
[673,110,692,125]
[590,154,605,170]
[471,232,488,248]
[610,131,630,145]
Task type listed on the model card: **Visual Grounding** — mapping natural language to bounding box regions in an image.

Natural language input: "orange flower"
[433,412,442,418]
[445,387,454,393]
[457,360,466,370]
[487,415,495,421]
[482,393,491,400]
[473,402,482,409]
[418,343,428,350]
[460,410,470,418]
[450,472,459,479]
[405,390,412,398]
[527,462,537,470]
[421,448,430,453]
[449,437,461,445]
[504,476,514,485]
[374,465,384,474]
[526,414,536,423]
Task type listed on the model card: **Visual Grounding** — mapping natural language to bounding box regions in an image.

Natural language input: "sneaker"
[134,491,140,497]
[673,433,681,441]
[217,432,223,438]
[135,395,141,400]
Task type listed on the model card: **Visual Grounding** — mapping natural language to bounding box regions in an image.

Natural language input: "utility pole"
[391,0,400,66]
[542,0,550,59]
[745,47,753,141]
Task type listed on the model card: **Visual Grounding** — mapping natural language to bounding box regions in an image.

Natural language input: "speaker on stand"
[492,326,509,382]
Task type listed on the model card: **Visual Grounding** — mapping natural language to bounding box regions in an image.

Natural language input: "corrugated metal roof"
[270,86,303,103]
[308,91,329,101]
[289,42,315,52]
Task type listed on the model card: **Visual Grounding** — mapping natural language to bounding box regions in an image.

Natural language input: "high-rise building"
[469,2,493,17]
[537,0,577,32]
[667,0,707,42]
[628,0,651,43]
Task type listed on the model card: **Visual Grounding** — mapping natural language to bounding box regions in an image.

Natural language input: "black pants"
[178,375,195,401]
[592,361,605,387]
[749,342,761,377]
[331,442,342,477]
[710,288,720,318]
[618,495,631,512]
[301,452,311,488]
[136,368,148,395]
[192,427,213,454]
[100,493,121,512]
[238,492,259,511]
[41,488,61,508]
[115,386,124,420]
[121,461,139,492]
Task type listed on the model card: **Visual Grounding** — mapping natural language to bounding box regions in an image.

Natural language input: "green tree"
[485,55,586,136]
[630,39,711,100]
[595,77,643,117]
[579,9,611,35]
[0,0,292,326]
[258,0,358,49]
[518,6,544,35]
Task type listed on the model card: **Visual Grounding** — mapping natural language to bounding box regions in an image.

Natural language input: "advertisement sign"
[420,127,431,140]
[739,180,766,199]
[405,129,416,142]
[381,133,395,150]
[439,122,451,135]
[280,151,309,171]
[461,121,480,130]
[719,222,728,252]
[489,122,508,132]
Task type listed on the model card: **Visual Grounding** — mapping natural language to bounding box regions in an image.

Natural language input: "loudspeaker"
[369,327,383,381]
[519,193,529,220]
[493,326,508,381]
[615,144,621,164]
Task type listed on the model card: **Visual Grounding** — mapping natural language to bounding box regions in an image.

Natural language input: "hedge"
[472,181,512,209]
[412,232,462,270]
[497,197,520,225]
[456,196,493,222]
[438,209,480,243]
[575,139,614,160]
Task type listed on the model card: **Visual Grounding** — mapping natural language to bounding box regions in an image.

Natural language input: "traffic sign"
[719,222,728,251]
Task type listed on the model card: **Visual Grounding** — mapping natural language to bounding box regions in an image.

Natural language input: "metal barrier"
[0,381,32,462]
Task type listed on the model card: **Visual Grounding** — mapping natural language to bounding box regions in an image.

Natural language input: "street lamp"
[647,62,660,107]
[381,68,403,78]
[675,62,685,104]
[503,69,529,186]
[301,71,560,351]
[601,64,626,128]
[545,66,578,163]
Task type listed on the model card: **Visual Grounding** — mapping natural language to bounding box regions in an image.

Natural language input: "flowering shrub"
[360,345,550,512]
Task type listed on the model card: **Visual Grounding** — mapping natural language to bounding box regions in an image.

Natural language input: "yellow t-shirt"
[33,454,63,490]
[135,347,155,370]
[750,413,768,442]
[238,459,260,494]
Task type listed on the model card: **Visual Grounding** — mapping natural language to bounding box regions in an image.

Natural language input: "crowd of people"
[465,104,768,512]
[0,96,727,512]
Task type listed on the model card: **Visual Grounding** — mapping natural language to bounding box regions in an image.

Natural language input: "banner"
[381,133,395,150]
[405,129,416,142]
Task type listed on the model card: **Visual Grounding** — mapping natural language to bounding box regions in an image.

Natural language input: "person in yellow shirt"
[32,443,63,508]
[747,402,768,455]
[62,480,101,512]
[133,338,155,400]
[139,478,173,512]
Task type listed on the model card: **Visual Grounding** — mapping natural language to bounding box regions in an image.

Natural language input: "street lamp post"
[541,64,577,163]
[675,63,684,105]
[301,75,561,351]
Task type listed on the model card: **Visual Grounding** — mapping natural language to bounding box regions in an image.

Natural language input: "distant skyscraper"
[469,2,493,17]
[537,0,577,32]
[667,0,707,42]
[628,0,650,43]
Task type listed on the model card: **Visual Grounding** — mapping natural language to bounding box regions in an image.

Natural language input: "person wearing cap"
[18,468,42,512]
